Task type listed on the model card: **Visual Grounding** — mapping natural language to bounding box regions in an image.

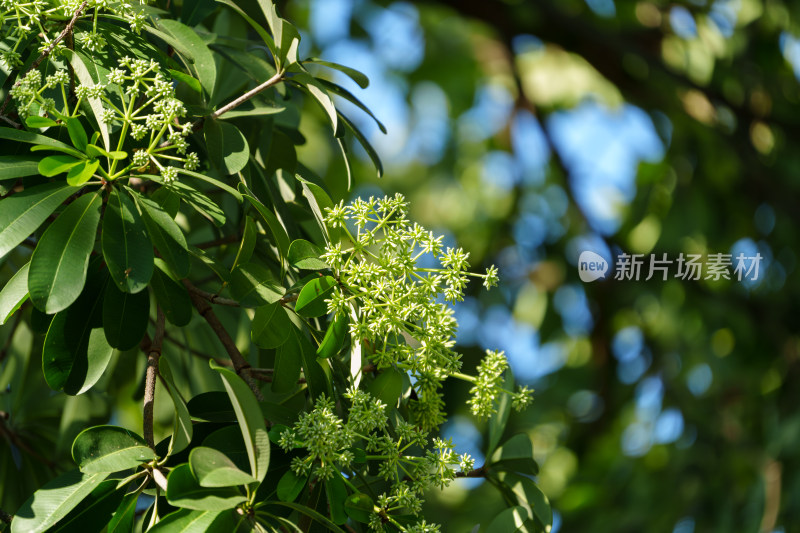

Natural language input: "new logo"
[578,251,608,282]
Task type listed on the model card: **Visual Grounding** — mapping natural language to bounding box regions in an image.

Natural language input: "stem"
[210,71,283,121]
[143,308,165,449]
[183,279,264,400]
[456,464,488,478]
[185,284,240,307]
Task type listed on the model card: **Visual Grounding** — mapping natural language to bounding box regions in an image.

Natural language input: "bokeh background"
[281,0,800,531]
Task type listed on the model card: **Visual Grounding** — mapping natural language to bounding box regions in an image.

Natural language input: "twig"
[161,332,232,366]
[183,279,264,400]
[249,368,307,385]
[456,465,488,478]
[143,308,165,449]
[210,71,283,120]
[185,284,240,307]
[0,0,89,117]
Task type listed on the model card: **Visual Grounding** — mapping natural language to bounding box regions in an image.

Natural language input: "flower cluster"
[279,390,473,531]
[321,194,523,429]
[468,350,533,417]
[0,0,147,67]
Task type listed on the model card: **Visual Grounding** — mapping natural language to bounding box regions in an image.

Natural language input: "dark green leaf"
[326,475,348,525]
[189,447,257,487]
[102,189,154,294]
[64,117,88,152]
[231,216,257,273]
[149,20,216,99]
[241,189,290,273]
[272,326,302,394]
[29,191,102,313]
[0,182,76,259]
[306,58,370,88]
[107,492,137,533]
[288,239,328,270]
[178,168,243,200]
[141,174,226,227]
[160,358,194,456]
[343,493,374,523]
[295,275,336,318]
[485,506,538,533]
[0,155,40,180]
[10,470,108,533]
[102,275,150,351]
[297,176,339,243]
[150,264,193,326]
[133,192,190,279]
[72,426,155,473]
[229,261,285,308]
[489,434,538,475]
[367,369,405,408]
[50,479,124,533]
[488,371,515,455]
[251,301,292,349]
[0,262,29,325]
[498,472,552,531]
[276,470,307,502]
[339,112,383,178]
[204,120,250,176]
[0,126,79,153]
[210,361,271,483]
[166,464,247,511]
[188,391,235,423]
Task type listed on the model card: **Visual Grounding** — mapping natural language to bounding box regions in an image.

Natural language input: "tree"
[0,1,548,532]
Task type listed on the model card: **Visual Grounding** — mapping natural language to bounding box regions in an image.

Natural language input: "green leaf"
[188,245,231,282]
[72,426,155,473]
[210,361,271,483]
[168,68,202,94]
[488,370,515,455]
[0,125,79,153]
[188,391,236,423]
[295,275,336,317]
[269,502,348,533]
[150,20,216,99]
[0,262,29,325]
[132,192,190,279]
[148,508,237,533]
[229,261,285,308]
[201,426,251,473]
[498,472,553,531]
[294,326,331,399]
[107,491,138,533]
[150,177,225,227]
[66,50,110,150]
[289,73,338,134]
[251,301,292,349]
[26,115,58,128]
[288,239,328,270]
[151,186,181,218]
[160,358,194,456]
[316,78,386,133]
[0,155,40,180]
[241,189,290,273]
[0,182,76,258]
[189,447,258,487]
[102,189,154,294]
[216,0,278,61]
[297,176,338,243]
[50,479,124,533]
[367,368,405,408]
[29,191,102,313]
[85,144,126,160]
[272,326,302,394]
[257,0,301,67]
[9,470,108,533]
[102,278,150,350]
[485,505,539,533]
[306,58,370,88]
[65,159,100,187]
[106,491,137,533]
[166,464,247,511]
[30,143,87,159]
[150,264,193,326]
[276,470,307,502]
[339,112,384,178]
[231,216,256,273]
[343,493,374,523]
[316,313,348,358]
[326,475,348,525]
[216,105,285,119]
[489,434,538,475]
[64,117,88,152]
[178,168,243,200]
[204,119,250,176]
[63,327,114,395]
[38,155,82,177]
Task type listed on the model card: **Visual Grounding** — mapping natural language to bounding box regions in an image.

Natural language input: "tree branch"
[185,284,240,307]
[143,308,165,449]
[456,464,488,478]
[210,71,284,120]
[183,279,264,400]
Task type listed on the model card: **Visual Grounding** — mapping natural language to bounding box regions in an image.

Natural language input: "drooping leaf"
[102,189,154,294]
[132,191,190,279]
[241,189,290,273]
[305,58,370,88]
[165,464,247,511]
[63,327,114,396]
[65,159,100,187]
[204,120,250,175]
[50,479,124,533]
[189,447,257,488]
[251,301,292,349]
[292,327,331,400]
[159,358,194,456]
[28,191,102,313]
[498,472,553,531]
[10,470,108,533]
[316,78,386,133]
[0,262,30,325]
[150,265,193,326]
[316,313,348,358]
[339,112,384,178]
[0,182,77,259]
[231,216,257,273]
[216,0,278,61]
[296,176,338,243]
[102,282,150,350]
[210,361,271,483]
[485,505,539,533]
[229,261,285,308]
[288,239,328,270]
[289,73,338,134]
[295,275,336,318]
[325,475,348,525]
[72,426,155,473]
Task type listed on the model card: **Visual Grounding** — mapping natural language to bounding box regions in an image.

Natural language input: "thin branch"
[210,71,283,120]
[185,284,240,307]
[183,279,264,400]
[143,308,165,449]
[161,332,232,366]
[0,0,89,118]
[456,464,488,478]
[194,234,241,249]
